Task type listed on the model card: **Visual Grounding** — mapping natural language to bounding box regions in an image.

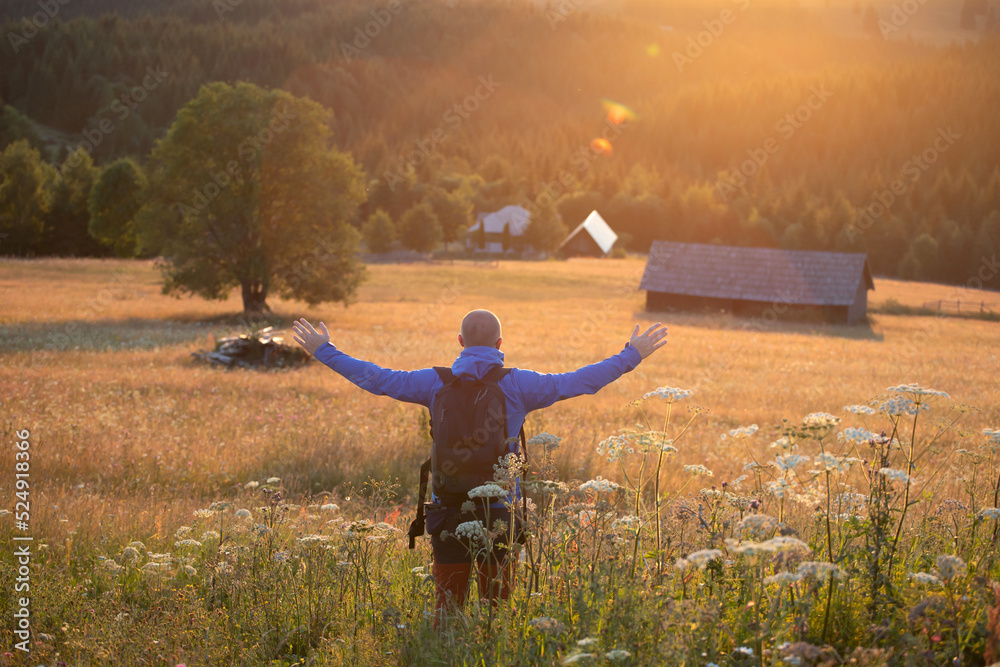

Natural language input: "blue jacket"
[314,342,643,502]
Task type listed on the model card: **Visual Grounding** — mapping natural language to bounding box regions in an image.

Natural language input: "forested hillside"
[1,0,999,284]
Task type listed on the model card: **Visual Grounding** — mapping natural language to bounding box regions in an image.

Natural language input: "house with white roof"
[465,205,531,255]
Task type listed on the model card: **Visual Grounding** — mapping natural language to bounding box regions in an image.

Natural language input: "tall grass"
[1,258,999,664]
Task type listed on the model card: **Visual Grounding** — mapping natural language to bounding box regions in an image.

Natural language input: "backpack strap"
[433,366,455,383]
[407,457,431,549]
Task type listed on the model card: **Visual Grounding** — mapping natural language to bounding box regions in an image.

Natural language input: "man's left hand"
[292,318,330,356]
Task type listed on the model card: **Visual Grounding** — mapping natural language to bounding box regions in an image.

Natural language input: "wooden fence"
[921,299,996,315]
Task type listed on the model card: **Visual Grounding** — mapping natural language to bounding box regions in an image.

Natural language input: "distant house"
[639,241,874,324]
[558,210,618,258]
[465,205,531,255]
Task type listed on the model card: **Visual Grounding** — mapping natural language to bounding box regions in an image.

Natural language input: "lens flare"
[590,137,613,155]
[601,99,636,125]
[646,43,660,57]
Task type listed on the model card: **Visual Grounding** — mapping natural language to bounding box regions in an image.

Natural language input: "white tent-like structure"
[558,210,618,257]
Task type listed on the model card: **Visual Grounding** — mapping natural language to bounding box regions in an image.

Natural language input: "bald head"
[459,309,502,348]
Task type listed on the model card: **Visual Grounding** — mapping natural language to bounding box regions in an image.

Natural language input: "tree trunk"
[241,279,269,315]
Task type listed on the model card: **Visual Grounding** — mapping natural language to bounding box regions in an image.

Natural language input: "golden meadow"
[1,257,999,665]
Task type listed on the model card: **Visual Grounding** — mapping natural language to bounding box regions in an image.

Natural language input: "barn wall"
[646,291,853,324]
[847,279,869,324]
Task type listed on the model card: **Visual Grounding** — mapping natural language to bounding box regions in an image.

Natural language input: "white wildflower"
[562,653,595,664]
[612,515,641,532]
[736,514,778,540]
[979,508,1000,520]
[879,396,923,416]
[193,509,213,519]
[776,454,809,471]
[174,539,202,548]
[764,571,803,585]
[120,546,139,562]
[769,436,796,451]
[244,480,259,489]
[596,435,630,463]
[725,424,759,439]
[909,571,942,585]
[643,386,692,402]
[234,508,251,519]
[840,427,875,444]
[814,452,848,473]
[764,478,792,498]
[527,433,562,451]
[455,520,487,544]
[174,526,192,539]
[844,405,876,415]
[577,637,599,647]
[467,483,506,499]
[684,464,713,477]
[684,548,723,569]
[266,477,281,484]
[605,649,631,660]
[886,383,949,399]
[523,479,569,494]
[320,503,340,513]
[983,428,1000,444]
[803,412,840,428]
[733,646,754,657]
[579,476,623,493]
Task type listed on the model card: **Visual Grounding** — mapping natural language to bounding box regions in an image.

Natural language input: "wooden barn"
[640,241,875,324]
[558,210,618,258]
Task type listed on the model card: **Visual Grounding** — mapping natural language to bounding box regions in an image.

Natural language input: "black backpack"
[407,366,526,548]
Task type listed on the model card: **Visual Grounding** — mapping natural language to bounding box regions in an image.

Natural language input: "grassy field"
[1,257,999,665]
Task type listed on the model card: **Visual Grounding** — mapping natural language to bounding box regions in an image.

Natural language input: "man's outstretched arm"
[292,318,437,406]
[512,323,669,412]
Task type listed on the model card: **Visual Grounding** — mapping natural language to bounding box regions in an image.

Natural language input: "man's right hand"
[292,318,331,356]
[629,322,669,359]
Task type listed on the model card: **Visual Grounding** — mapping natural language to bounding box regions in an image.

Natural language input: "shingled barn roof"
[640,241,874,306]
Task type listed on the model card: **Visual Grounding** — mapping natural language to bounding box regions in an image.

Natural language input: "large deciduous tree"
[136,81,366,314]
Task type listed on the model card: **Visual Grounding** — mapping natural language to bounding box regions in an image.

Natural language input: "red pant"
[433,558,516,621]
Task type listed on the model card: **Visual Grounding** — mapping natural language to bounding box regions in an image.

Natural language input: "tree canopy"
[135,81,366,313]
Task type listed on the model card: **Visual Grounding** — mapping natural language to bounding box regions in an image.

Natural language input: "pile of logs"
[192,327,311,369]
